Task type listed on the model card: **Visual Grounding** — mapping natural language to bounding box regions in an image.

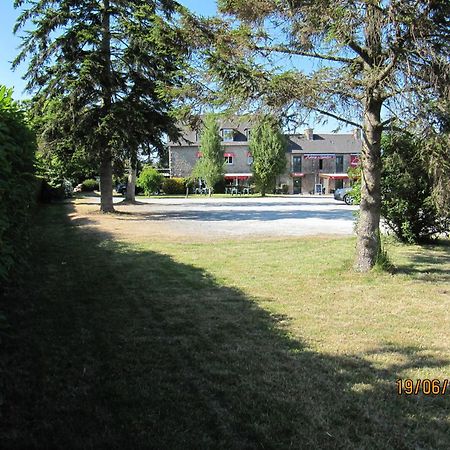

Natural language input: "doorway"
[293,178,302,194]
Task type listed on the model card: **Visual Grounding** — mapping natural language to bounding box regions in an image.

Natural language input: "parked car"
[334,187,354,205]
[116,183,127,195]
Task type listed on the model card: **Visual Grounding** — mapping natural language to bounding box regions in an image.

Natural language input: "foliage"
[162,177,186,195]
[249,117,287,196]
[347,166,361,205]
[137,166,164,196]
[15,0,190,211]
[81,179,99,192]
[191,115,224,195]
[188,0,450,270]
[381,133,449,244]
[0,86,36,284]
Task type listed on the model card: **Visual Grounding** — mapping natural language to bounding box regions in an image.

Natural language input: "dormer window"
[244,128,251,140]
[221,128,234,142]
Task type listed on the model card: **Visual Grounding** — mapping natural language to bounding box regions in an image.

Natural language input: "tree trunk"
[354,98,382,271]
[208,187,212,197]
[99,0,114,213]
[100,152,114,213]
[261,185,266,197]
[125,163,136,202]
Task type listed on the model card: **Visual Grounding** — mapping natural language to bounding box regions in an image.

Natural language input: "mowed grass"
[1,203,449,449]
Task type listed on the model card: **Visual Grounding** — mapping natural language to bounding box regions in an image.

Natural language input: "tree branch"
[251,44,357,65]
[313,108,361,128]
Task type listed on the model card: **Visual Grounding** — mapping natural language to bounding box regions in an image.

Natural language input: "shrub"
[81,179,99,192]
[137,166,163,196]
[381,133,449,243]
[0,86,36,284]
[162,177,186,195]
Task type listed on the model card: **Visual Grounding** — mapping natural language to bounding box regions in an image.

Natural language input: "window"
[336,155,344,172]
[319,159,323,170]
[247,152,253,165]
[221,128,234,142]
[244,128,251,140]
[224,155,234,165]
[292,156,302,172]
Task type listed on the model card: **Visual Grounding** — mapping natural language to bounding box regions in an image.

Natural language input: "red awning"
[225,175,250,180]
[304,154,335,159]
[290,172,304,177]
[329,175,349,180]
[224,152,235,157]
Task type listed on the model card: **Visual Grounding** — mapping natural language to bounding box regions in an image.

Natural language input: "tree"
[191,115,224,196]
[249,118,287,196]
[14,0,189,212]
[137,166,163,196]
[188,0,450,271]
[381,133,449,243]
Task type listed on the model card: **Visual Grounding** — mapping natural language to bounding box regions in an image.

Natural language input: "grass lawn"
[1,203,449,449]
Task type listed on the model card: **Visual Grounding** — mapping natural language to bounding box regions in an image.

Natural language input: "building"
[169,118,362,194]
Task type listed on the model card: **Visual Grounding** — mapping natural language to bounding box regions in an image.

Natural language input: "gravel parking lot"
[74,195,358,241]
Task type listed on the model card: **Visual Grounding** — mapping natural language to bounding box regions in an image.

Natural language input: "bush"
[162,177,186,195]
[137,166,163,196]
[381,133,449,243]
[213,178,226,194]
[81,179,99,192]
[0,86,36,284]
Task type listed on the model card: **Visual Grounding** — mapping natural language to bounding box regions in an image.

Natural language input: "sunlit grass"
[2,204,449,449]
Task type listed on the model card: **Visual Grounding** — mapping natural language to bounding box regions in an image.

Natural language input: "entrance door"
[293,178,302,194]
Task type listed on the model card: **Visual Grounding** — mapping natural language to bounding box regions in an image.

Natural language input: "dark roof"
[169,116,253,146]
[286,133,361,154]
[169,118,362,153]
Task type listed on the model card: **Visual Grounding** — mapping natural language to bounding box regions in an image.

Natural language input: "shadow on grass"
[1,204,449,449]
[394,241,450,283]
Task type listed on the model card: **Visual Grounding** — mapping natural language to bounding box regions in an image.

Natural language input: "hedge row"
[0,86,36,285]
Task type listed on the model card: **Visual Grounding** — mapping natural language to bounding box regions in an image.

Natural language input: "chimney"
[353,128,361,140]
[304,128,314,140]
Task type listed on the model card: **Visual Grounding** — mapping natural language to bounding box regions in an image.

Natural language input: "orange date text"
[396,378,448,395]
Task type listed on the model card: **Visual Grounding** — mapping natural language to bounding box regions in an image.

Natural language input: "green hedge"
[162,177,186,195]
[0,86,36,284]
[81,178,99,192]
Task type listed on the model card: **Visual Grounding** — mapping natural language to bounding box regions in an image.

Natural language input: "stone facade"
[169,119,362,194]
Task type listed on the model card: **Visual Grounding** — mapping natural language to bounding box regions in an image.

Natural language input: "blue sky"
[0,0,215,98]
[0,1,349,132]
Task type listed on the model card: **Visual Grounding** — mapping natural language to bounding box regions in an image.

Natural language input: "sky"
[0,0,349,133]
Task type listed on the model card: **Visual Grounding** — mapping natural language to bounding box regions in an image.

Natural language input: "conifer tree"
[14,0,189,212]
[187,0,450,270]
[249,118,287,197]
[192,115,224,196]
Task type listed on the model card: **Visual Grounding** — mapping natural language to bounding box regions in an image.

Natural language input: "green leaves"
[249,117,286,196]
[191,115,224,191]
[0,86,37,284]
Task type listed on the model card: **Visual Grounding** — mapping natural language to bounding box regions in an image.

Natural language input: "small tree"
[191,115,224,196]
[249,118,286,197]
[381,133,449,243]
[137,166,163,196]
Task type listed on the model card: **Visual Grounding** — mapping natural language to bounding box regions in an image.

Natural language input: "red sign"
[350,154,360,166]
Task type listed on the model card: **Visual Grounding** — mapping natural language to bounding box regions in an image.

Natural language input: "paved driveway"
[103,195,358,239]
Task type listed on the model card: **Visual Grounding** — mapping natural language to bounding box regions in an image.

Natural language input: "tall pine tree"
[249,118,286,197]
[191,115,224,196]
[14,0,189,212]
